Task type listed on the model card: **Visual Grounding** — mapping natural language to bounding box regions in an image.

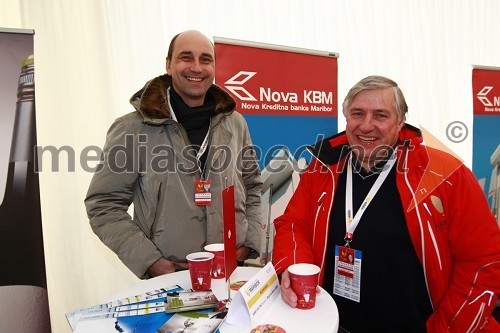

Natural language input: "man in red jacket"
[273,75,500,332]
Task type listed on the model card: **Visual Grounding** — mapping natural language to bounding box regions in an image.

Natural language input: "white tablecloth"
[74,267,338,333]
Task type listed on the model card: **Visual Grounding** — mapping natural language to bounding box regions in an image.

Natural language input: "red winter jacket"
[273,125,500,332]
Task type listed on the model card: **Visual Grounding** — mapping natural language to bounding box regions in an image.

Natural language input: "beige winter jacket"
[85,74,262,278]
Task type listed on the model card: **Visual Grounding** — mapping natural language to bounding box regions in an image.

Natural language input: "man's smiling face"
[345,87,404,170]
[166,30,215,107]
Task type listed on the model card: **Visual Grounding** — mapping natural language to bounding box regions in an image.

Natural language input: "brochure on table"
[66,285,182,331]
[67,285,226,332]
[225,262,280,328]
[66,263,279,332]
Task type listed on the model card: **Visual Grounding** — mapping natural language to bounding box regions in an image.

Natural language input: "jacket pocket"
[148,179,166,238]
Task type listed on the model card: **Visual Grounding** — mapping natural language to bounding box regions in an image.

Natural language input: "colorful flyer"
[66,285,182,331]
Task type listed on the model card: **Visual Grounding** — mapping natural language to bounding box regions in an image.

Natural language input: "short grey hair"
[342,75,408,122]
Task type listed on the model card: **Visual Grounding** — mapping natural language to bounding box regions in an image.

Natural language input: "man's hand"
[280,269,298,307]
[280,268,321,308]
[147,257,189,277]
[236,246,253,262]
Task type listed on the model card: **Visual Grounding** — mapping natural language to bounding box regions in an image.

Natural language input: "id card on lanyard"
[333,149,397,302]
[193,127,211,206]
[194,179,211,206]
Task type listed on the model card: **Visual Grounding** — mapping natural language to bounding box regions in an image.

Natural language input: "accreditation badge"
[194,179,211,206]
[333,245,362,302]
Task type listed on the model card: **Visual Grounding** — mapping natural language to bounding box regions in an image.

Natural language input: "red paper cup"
[204,243,225,279]
[186,252,214,291]
[288,263,320,310]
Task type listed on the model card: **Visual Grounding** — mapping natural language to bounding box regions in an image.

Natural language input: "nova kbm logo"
[477,86,500,112]
[224,71,258,101]
[224,71,334,112]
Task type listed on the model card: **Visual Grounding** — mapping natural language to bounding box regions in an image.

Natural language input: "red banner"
[214,38,338,117]
[222,185,237,281]
[472,67,500,115]
[471,66,500,226]
[213,37,339,171]
[214,38,340,261]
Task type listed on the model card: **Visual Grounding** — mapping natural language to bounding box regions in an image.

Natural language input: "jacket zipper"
[310,155,336,277]
[422,202,443,270]
[149,181,163,238]
[425,220,443,270]
[401,142,435,310]
[312,191,327,249]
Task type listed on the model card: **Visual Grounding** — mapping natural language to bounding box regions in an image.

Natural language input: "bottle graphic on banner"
[0,55,47,288]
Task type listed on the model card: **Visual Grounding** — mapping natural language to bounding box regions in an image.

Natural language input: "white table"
[74,267,338,333]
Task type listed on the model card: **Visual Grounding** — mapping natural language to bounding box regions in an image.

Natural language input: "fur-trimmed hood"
[129,74,236,123]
